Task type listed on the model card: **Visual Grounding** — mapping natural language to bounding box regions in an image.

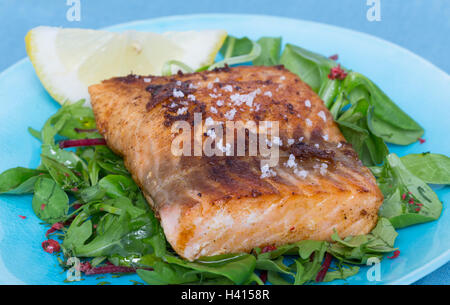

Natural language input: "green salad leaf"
[373,154,443,228]
[328,218,397,264]
[32,176,69,223]
[253,37,282,66]
[401,153,450,185]
[0,167,47,194]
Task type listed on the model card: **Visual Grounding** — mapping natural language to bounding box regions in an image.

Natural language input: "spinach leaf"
[343,72,424,145]
[337,121,369,157]
[94,146,129,176]
[253,37,282,66]
[375,154,443,228]
[401,153,450,185]
[98,175,138,198]
[41,144,87,171]
[79,184,106,202]
[32,177,69,223]
[219,36,253,58]
[279,44,335,92]
[74,211,158,258]
[0,167,46,194]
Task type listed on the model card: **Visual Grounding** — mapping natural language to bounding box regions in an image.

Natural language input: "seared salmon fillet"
[89,65,383,261]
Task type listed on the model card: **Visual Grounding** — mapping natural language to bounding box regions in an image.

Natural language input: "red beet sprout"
[74,128,98,133]
[388,250,400,259]
[328,64,348,80]
[315,253,333,282]
[46,222,64,237]
[59,138,106,149]
[83,265,152,275]
[42,239,61,253]
[329,54,339,61]
[259,271,268,284]
[261,245,277,253]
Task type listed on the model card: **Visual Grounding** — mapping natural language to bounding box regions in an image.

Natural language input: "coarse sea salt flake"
[223,85,233,92]
[318,111,327,122]
[177,107,188,115]
[173,89,184,98]
[224,109,237,120]
[284,154,297,168]
[260,164,276,179]
[272,137,282,146]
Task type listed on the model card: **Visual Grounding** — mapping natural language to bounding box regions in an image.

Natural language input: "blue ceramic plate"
[0,14,449,285]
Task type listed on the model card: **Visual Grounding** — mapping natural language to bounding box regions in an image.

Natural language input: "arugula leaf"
[322,265,360,282]
[137,259,199,285]
[294,241,328,285]
[0,167,47,194]
[253,37,282,66]
[401,153,450,185]
[63,211,93,251]
[255,256,294,276]
[268,270,291,285]
[32,177,69,223]
[41,155,82,190]
[328,218,397,264]
[163,253,256,285]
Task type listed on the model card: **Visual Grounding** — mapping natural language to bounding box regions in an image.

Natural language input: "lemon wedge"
[25,26,227,104]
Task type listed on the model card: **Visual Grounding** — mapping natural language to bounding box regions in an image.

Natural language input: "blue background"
[0,0,448,285]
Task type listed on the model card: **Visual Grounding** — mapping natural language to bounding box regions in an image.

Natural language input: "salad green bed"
[1,35,449,285]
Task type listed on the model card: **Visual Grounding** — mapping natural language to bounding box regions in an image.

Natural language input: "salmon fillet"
[89,65,383,261]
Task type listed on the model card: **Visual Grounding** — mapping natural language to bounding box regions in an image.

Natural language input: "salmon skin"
[89,65,383,261]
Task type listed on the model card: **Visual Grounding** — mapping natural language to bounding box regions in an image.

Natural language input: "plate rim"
[0,13,448,285]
